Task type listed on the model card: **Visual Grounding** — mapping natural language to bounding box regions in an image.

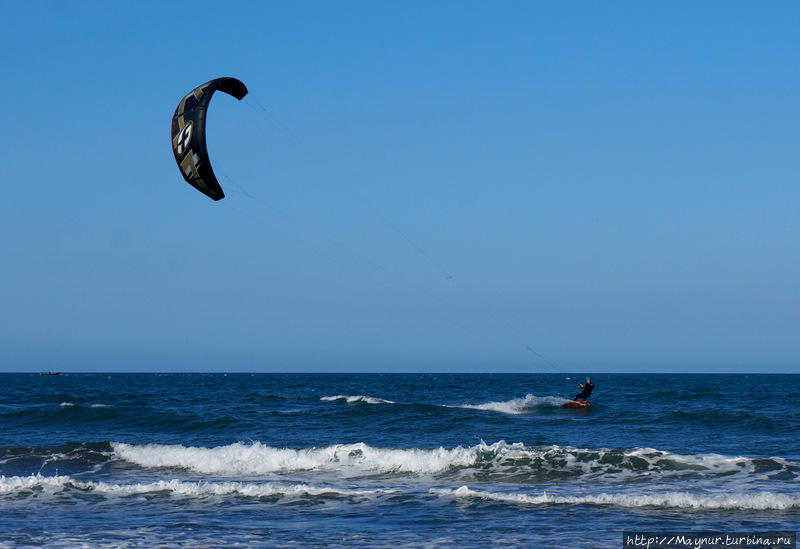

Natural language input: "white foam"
[321,395,396,404]
[112,441,483,476]
[623,447,753,475]
[449,394,569,414]
[88,480,386,498]
[110,441,800,482]
[3,471,798,511]
[433,486,800,510]
[0,474,385,499]
[0,474,72,494]
[90,404,111,408]
[59,402,74,407]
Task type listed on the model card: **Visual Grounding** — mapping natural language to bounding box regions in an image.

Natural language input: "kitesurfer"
[574,377,594,401]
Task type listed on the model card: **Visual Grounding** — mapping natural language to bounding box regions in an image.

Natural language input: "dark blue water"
[1,373,798,547]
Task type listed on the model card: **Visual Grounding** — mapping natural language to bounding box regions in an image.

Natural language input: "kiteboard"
[563,400,590,408]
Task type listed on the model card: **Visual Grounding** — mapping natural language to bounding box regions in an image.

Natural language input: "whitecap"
[321,395,396,404]
[112,441,482,476]
[432,485,800,510]
[0,474,72,494]
[109,440,800,482]
[0,474,388,499]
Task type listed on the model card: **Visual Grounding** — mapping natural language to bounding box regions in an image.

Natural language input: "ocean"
[0,373,797,547]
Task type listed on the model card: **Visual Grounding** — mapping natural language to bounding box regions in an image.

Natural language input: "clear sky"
[1,2,798,372]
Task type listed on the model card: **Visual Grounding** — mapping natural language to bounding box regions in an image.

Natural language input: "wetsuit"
[574,382,594,401]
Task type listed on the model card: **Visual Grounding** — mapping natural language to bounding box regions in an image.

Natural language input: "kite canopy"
[171,77,248,200]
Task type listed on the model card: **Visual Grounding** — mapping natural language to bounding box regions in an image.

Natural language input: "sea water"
[0,373,797,547]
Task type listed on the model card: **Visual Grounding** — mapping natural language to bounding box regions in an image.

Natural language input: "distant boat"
[39,372,60,376]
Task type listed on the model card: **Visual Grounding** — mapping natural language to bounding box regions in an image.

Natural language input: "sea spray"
[448,393,569,414]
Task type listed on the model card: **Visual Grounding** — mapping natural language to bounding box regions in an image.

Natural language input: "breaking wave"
[433,485,800,510]
[112,441,475,476]
[0,474,387,499]
[321,395,396,404]
[110,441,800,482]
[3,474,797,511]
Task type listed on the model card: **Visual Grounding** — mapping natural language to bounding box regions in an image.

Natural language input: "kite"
[171,77,248,200]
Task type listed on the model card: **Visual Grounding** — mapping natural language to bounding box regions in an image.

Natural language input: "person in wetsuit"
[574,377,594,401]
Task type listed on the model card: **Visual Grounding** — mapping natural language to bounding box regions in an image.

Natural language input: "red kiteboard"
[563,400,591,408]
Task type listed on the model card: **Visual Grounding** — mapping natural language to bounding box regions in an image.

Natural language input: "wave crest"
[112,441,477,476]
[433,486,800,510]
[111,441,800,482]
[0,474,387,499]
[320,395,396,404]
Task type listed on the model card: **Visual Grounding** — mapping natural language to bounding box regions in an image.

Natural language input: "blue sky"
[1,2,798,372]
